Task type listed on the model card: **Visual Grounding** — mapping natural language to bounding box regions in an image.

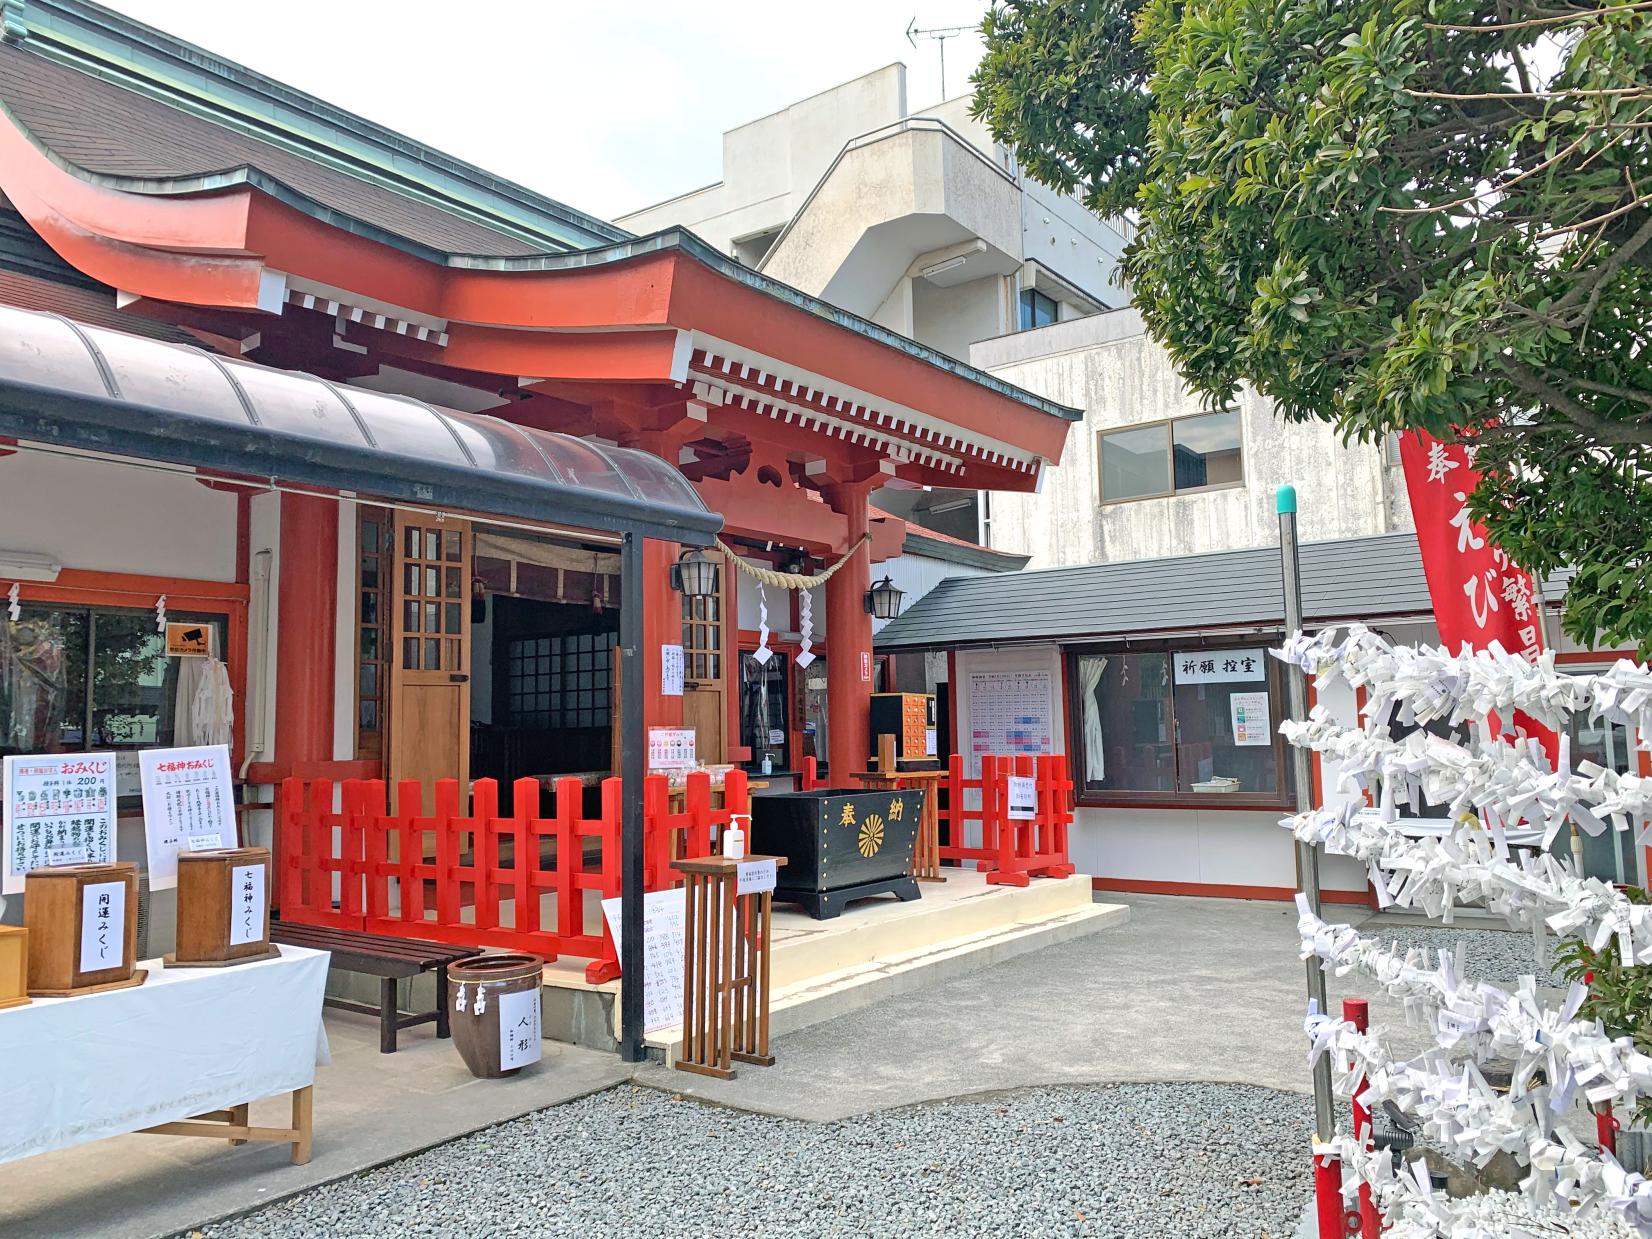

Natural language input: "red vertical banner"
[1398,431,1545,659]
[1398,430,1555,752]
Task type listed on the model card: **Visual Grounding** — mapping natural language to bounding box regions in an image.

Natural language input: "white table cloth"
[0,944,329,1163]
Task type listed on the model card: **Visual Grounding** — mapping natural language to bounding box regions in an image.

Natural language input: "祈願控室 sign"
[138,744,237,890]
[1006,775,1038,821]
[2,752,117,894]
[1172,649,1266,685]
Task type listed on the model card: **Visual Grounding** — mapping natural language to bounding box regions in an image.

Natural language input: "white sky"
[103,1,995,222]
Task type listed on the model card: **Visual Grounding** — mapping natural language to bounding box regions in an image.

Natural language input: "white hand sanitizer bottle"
[723,813,748,860]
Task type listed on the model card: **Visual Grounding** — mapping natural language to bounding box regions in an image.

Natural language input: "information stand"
[670,854,785,1080]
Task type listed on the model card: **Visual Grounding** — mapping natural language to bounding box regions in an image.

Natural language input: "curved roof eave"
[13,116,1082,427]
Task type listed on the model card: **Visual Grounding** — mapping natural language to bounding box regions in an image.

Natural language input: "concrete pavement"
[635,892,1425,1120]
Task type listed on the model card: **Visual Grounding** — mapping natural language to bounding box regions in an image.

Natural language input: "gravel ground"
[1353,921,1562,987]
[195,1082,1312,1239]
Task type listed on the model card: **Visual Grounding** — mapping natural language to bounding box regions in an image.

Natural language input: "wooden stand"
[137,1085,313,1165]
[672,854,786,1080]
[23,860,142,996]
[169,847,274,967]
[850,734,947,883]
[0,925,30,1010]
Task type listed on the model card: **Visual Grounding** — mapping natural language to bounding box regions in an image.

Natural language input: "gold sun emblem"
[857,813,885,858]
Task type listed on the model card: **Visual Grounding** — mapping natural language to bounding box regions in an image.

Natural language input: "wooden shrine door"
[389,513,471,806]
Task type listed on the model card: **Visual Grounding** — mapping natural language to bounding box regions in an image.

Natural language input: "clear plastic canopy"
[0,304,718,542]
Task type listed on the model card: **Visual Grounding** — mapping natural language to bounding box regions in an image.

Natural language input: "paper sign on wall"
[228,863,266,947]
[3,752,117,895]
[1230,691,1272,747]
[496,986,543,1071]
[601,888,687,1032]
[661,644,685,697]
[79,879,125,973]
[737,858,777,896]
[138,744,237,891]
[647,728,697,771]
[1172,649,1266,684]
[1006,775,1038,821]
[968,669,1054,775]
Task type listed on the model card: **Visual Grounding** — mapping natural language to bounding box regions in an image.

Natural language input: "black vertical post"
[619,530,646,1061]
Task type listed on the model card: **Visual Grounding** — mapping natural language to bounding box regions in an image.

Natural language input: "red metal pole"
[1314,1150,1344,1239]
[1343,997,1379,1239]
[1597,1102,1619,1156]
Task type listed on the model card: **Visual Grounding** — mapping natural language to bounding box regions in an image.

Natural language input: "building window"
[740,650,789,773]
[1098,410,1244,503]
[356,506,393,760]
[1018,288,1058,331]
[681,591,721,684]
[506,632,615,731]
[1,604,228,797]
[1068,644,1288,804]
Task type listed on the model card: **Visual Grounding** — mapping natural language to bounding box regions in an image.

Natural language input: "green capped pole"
[1279,486,1340,1234]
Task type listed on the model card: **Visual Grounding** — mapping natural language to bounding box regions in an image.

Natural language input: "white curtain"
[1080,655,1107,783]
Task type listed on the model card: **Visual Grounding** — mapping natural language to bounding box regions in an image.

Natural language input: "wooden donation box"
[749,788,921,919]
[0,925,27,1010]
[171,847,276,967]
[23,860,143,996]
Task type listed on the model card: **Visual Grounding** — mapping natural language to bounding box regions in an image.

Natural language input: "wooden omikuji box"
[0,925,28,1010]
[23,860,143,996]
[169,847,276,968]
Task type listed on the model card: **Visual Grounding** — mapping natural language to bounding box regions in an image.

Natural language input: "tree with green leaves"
[974,0,1652,651]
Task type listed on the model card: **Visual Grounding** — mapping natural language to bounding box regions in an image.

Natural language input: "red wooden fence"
[276,770,746,982]
[277,755,1072,977]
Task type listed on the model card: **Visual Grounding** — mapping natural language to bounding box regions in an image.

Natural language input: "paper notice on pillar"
[496,986,543,1071]
[1230,691,1272,747]
[661,644,685,697]
[737,858,777,896]
[3,752,118,895]
[79,879,125,973]
[1006,775,1037,821]
[138,744,236,890]
[228,863,266,946]
[600,887,686,1033]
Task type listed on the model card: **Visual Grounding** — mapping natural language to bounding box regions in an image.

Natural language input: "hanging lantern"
[471,576,488,625]
[670,547,721,598]
[864,575,904,620]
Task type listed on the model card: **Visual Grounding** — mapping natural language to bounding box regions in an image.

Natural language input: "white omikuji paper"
[2,752,117,894]
[1006,775,1037,821]
[79,879,125,973]
[1229,690,1271,746]
[600,887,686,1033]
[661,644,684,697]
[228,863,265,947]
[138,744,237,890]
[495,986,543,1071]
[736,858,777,896]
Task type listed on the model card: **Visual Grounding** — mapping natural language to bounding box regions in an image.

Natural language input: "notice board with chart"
[967,669,1054,774]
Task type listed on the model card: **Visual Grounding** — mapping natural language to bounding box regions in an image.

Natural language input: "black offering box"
[748,787,922,919]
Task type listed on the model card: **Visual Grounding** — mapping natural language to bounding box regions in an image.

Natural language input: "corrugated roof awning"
[0,303,720,544]
[873,534,1441,650]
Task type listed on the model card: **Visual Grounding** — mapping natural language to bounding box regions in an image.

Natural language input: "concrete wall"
[615,63,909,252]
[911,274,1006,363]
[972,309,1412,567]
[0,450,239,581]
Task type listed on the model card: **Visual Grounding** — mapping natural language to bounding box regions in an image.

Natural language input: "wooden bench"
[269,922,482,1054]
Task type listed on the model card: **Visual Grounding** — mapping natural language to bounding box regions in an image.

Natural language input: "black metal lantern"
[864,575,904,619]
[670,547,721,597]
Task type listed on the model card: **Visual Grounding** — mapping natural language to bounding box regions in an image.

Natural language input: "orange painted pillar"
[824,489,872,782]
[642,539,684,732]
[274,491,337,769]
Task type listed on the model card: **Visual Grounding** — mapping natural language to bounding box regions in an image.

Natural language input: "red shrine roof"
[0,0,1081,500]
